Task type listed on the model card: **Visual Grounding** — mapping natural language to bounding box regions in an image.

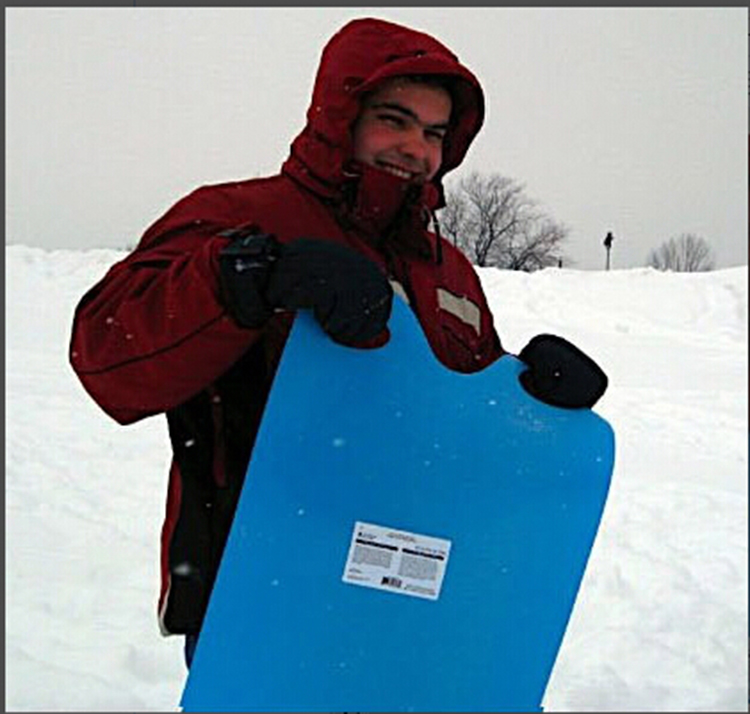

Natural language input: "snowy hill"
[6,244,747,711]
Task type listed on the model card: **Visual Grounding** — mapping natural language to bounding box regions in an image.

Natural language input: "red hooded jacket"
[70,17,505,636]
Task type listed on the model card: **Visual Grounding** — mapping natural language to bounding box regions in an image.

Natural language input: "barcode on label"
[381,576,403,588]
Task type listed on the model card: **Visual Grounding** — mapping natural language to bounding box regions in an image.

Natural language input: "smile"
[377,162,419,181]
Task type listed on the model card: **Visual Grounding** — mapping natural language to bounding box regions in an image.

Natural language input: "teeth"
[381,164,414,180]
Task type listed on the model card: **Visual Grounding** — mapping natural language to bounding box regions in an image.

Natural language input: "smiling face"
[351,78,453,184]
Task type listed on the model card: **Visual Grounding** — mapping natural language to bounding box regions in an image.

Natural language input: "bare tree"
[506,216,569,271]
[646,233,716,272]
[440,171,568,270]
[439,186,467,248]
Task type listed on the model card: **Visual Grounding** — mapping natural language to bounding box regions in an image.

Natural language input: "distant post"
[603,231,614,271]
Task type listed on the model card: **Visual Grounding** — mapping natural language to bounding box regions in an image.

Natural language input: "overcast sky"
[6,7,747,270]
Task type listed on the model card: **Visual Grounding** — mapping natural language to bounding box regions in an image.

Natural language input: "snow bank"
[6,245,747,711]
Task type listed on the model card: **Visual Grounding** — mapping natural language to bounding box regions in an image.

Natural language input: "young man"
[69,17,606,664]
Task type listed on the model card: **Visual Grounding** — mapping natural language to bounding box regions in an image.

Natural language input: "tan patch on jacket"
[437,288,482,336]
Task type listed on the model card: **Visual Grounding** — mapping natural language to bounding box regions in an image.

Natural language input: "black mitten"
[267,238,392,344]
[518,334,608,409]
[219,233,392,345]
[218,231,282,328]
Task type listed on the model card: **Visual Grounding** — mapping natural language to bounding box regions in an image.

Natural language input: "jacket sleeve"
[69,188,267,425]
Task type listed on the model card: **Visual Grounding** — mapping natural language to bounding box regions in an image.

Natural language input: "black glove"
[219,232,392,345]
[518,334,608,409]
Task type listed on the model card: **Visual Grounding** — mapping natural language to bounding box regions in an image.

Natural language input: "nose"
[398,129,432,169]
[400,129,429,158]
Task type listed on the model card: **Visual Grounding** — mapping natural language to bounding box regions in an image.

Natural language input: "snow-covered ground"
[6,244,748,711]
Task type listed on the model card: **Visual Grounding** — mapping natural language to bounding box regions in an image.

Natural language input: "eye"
[377,112,406,128]
[425,129,446,144]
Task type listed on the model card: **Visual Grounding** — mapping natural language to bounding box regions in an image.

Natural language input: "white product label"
[342,521,452,601]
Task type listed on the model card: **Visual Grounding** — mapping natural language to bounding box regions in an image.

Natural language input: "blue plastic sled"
[181,297,614,712]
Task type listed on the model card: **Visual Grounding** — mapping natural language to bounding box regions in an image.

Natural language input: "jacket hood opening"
[282,18,485,208]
